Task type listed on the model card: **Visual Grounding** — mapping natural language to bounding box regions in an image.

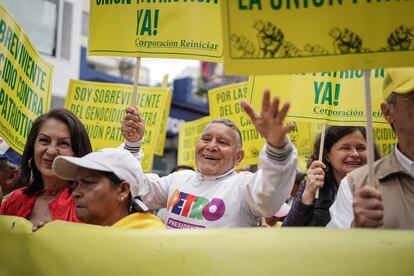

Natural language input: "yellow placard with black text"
[286,121,318,172]
[222,1,414,75]
[89,1,223,62]
[154,89,172,156]
[177,116,211,169]
[0,5,53,154]
[64,80,168,172]
[374,126,397,157]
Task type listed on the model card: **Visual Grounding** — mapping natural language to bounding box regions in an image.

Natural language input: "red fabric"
[0,187,80,222]
[201,61,210,81]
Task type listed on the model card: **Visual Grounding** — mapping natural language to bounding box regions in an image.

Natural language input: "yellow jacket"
[112,213,165,229]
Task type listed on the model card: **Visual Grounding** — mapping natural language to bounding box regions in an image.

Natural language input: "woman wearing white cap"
[52,148,164,229]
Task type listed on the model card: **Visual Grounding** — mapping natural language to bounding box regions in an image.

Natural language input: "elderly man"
[122,91,298,228]
[328,67,414,229]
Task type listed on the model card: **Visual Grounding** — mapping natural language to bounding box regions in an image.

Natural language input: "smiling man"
[122,91,298,228]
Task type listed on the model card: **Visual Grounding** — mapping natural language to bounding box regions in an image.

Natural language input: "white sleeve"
[120,140,144,161]
[138,172,171,211]
[243,140,298,218]
[326,177,354,228]
[121,140,166,210]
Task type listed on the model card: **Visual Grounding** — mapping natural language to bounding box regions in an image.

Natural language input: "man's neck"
[397,138,414,162]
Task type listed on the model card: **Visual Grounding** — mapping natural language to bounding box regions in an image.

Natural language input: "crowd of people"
[0,67,413,231]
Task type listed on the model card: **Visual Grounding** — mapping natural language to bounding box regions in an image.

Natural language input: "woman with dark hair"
[283,126,380,227]
[0,108,92,227]
[52,148,164,229]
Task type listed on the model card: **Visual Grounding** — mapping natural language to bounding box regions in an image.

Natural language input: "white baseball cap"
[52,148,147,210]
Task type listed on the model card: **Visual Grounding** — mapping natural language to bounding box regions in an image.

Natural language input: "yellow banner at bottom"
[1,216,413,276]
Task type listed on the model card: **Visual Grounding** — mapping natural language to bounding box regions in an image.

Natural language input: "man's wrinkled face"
[382,91,414,140]
[195,123,243,176]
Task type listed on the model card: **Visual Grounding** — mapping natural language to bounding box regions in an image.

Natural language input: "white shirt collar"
[195,169,236,181]
[394,146,414,178]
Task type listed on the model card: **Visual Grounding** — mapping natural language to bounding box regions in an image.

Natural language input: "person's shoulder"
[163,170,196,182]
[145,169,194,178]
[171,170,196,176]
[374,154,393,167]
[235,170,253,177]
[348,154,389,177]
[348,164,369,179]
[1,187,30,214]
[115,212,165,229]
[346,162,370,193]
[347,154,391,193]
[3,187,28,201]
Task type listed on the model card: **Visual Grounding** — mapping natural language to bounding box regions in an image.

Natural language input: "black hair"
[101,171,146,214]
[19,108,92,195]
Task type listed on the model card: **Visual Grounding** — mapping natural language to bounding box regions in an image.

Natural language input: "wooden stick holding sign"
[363,69,376,186]
[315,124,326,199]
[131,57,141,107]
[162,74,169,88]
[153,74,170,156]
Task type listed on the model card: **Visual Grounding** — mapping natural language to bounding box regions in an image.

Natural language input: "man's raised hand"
[121,106,145,143]
[241,90,294,148]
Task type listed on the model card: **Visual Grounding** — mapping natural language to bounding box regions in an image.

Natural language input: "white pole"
[315,124,326,199]
[162,74,169,88]
[131,57,141,107]
[363,69,376,186]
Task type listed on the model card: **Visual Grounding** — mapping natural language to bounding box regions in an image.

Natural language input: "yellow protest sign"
[248,69,388,126]
[0,5,53,154]
[177,116,211,169]
[286,121,317,171]
[374,126,397,157]
[222,1,414,75]
[64,80,168,172]
[89,1,223,62]
[155,89,172,156]
[208,82,263,166]
[1,216,414,276]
